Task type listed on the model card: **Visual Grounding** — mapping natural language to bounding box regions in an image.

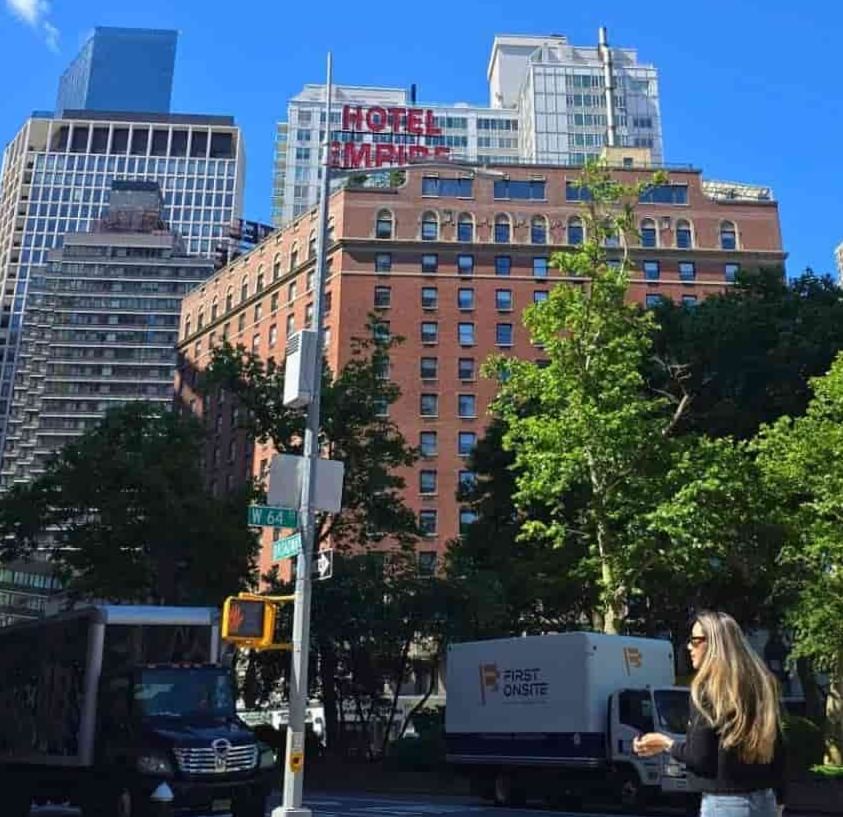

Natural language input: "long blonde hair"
[691,611,780,764]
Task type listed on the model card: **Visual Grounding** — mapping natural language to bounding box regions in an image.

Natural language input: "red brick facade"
[176,164,785,580]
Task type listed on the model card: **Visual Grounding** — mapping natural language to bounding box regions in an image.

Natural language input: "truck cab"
[609,686,693,805]
[97,664,275,815]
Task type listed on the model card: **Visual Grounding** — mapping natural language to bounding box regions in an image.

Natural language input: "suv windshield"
[134,668,235,719]
[655,689,690,735]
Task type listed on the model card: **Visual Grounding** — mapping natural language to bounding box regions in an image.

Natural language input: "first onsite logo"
[478,662,549,705]
[623,646,643,675]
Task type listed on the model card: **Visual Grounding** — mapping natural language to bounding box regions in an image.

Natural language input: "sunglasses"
[688,636,707,647]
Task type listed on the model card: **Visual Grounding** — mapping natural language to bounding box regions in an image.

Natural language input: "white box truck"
[445,632,694,809]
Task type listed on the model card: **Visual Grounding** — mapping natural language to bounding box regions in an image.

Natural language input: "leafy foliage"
[0,402,258,604]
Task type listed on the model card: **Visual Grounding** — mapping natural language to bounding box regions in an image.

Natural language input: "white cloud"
[5,0,61,50]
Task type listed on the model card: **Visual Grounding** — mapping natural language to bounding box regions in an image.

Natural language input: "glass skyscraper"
[0,111,245,468]
[56,27,178,115]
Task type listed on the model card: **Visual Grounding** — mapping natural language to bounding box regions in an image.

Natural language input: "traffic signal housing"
[221,593,293,650]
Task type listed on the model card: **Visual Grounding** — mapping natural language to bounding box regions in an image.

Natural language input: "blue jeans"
[700,789,778,817]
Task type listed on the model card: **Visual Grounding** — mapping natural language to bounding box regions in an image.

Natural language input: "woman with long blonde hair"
[634,611,785,816]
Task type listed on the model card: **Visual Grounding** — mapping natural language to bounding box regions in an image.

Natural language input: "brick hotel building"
[178,158,785,579]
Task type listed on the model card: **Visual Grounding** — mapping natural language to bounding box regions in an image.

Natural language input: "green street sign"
[248,505,298,528]
[273,532,302,562]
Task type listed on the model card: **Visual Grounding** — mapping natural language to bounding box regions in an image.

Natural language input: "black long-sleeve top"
[669,701,786,804]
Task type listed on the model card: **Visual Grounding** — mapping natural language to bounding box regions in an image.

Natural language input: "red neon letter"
[397,144,408,165]
[329,142,342,168]
[407,109,423,135]
[434,146,451,160]
[343,142,372,169]
[408,145,429,163]
[342,105,363,130]
[425,110,442,135]
[374,144,396,167]
[387,107,404,132]
[365,106,387,132]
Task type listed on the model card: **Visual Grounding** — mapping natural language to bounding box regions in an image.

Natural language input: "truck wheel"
[493,771,526,807]
[615,769,652,812]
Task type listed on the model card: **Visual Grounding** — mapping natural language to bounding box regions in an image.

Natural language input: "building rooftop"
[32,110,237,126]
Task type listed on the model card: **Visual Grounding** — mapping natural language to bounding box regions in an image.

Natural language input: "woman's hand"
[632,732,674,757]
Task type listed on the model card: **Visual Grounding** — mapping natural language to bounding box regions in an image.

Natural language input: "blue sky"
[1,0,840,276]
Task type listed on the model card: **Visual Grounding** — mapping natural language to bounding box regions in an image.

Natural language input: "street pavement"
[31,790,832,817]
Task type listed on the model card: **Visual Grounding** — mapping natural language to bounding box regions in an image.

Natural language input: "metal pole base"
[272,807,313,817]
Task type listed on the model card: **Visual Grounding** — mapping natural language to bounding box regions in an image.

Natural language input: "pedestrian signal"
[221,593,294,651]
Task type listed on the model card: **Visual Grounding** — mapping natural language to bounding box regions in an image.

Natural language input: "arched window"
[457,213,474,242]
[531,215,548,245]
[255,268,264,293]
[272,254,282,280]
[494,214,511,243]
[376,209,394,239]
[290,243,299,270]
[240,275,249,303]
[676,219,693,249]
[568,216,584,246]
[640,218,657,248]
[720,221,737,250]
[308,231,317,259]
[210,298,218,321]
[225,287,233,312]
[421,211,439,241]
[327,218,336,245]
[184,315,191,338]
[197,309,205,331]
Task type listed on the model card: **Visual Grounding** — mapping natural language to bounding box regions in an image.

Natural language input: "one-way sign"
[315,549,333,581]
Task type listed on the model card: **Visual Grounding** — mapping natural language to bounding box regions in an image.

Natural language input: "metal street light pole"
[274,51,333,817]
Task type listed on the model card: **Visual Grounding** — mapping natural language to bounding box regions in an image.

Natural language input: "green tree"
[202,322,424,751]
[651,268,843,439]
[0,402,258,604]
[445,418,596,638]
[489,162,688,634]
[756,353,843,760]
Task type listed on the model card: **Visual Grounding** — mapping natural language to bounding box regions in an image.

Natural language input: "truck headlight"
[259,746,276,769]
[137,753,174,776]
[664,760,684,777]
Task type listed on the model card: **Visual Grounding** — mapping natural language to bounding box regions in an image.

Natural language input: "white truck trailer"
[445,632,694,809]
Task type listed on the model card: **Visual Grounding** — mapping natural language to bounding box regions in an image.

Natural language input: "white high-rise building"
[273,30,662,224]
[0,111,245,459]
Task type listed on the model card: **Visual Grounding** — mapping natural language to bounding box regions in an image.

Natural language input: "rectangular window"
[419,431,437,457]
[375,252,392,273]
[421,219,438,241]
[459,508,478,535]
[457,254,474,275]
[421,253,438,273]
[418,550,437,575]
[420,357,438,379]
[458,431,477,456]
[458,322,475,346]
[641,226,657,248]
[494,221,511,243]
[421,287,438,309]
[419,470,438,494]
[420,393,439,417]
[419,511,438,537]
[495,255,512,276]
[725,263,740,283]
[682,295,698,308]
[565,181,593,202]
[496,323,514,346]
[533,290,549,303]
[374,285,391,308]
[305,302,314,328]
[421,322,439,344]
[373,320,390,341]
[496,289,513,311]
[494,179,546,200]
[643,260,660,280]
[458,394,477,418]
[421,177,473,197]
[645,294,663,308]
[457,221,473,242]
[679,261,696,282]
[458,358,476,381]
[458,288,475,310]
[639,184,689,205]
[459,470,477,493]
[271,293,279,312]
[373,397,388,417]
[533,257,549,278]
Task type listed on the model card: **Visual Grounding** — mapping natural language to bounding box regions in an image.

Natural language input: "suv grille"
[173,743,258,775]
